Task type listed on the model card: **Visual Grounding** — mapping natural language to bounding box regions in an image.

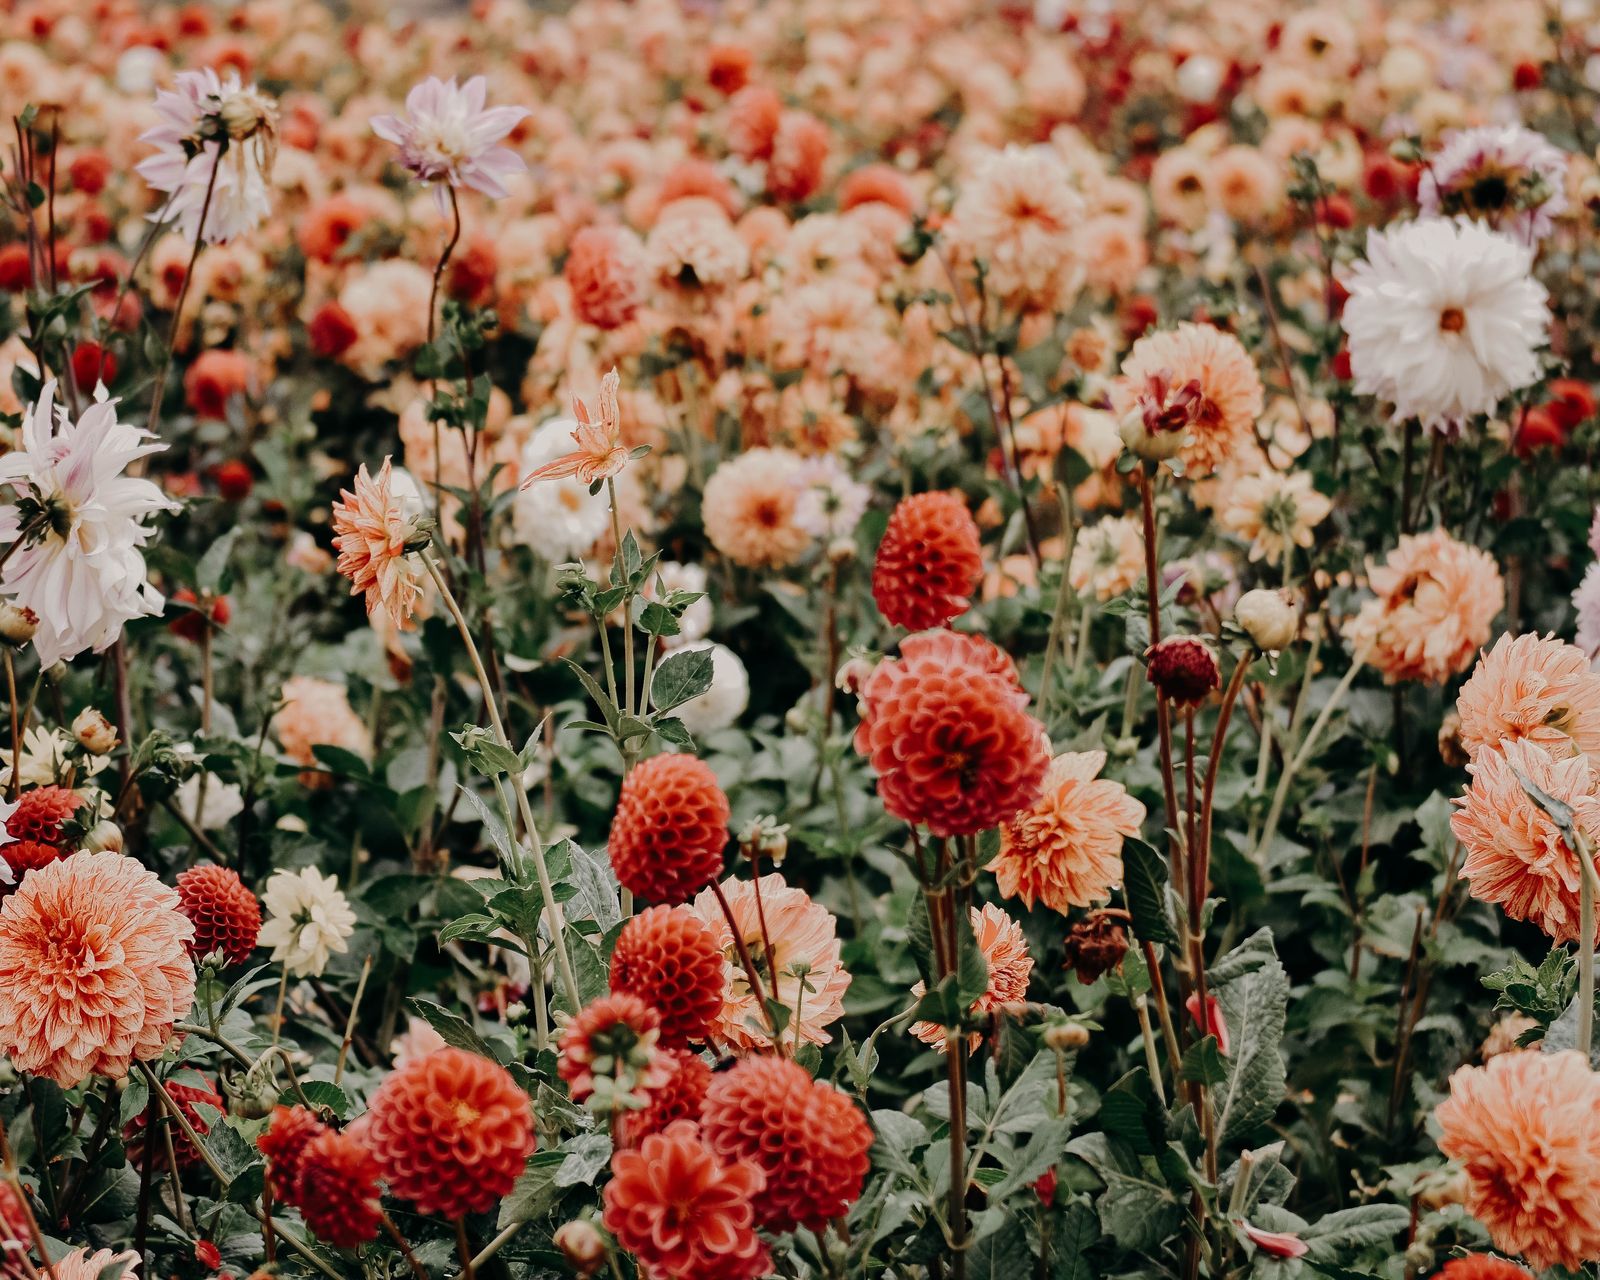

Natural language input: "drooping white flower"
[0,381,178,668]
[511,418,611,562]
[136,68,276,245]
[257,867,357,977]
[1339,218,1548,433]
[673,642,750,737]
[370,76,529,211]
[1419,125,1569,244]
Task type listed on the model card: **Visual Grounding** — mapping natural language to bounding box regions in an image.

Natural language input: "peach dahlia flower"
[910,903,1034,1052]
[331,457,424,632]
[0,852,195,1087]
[1455,632,1600,765]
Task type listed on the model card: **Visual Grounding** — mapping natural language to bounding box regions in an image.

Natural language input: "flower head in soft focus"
[0,852,195,1086]
[137,68,277,244]
[990,751,1146,913]
[1455,633,1600,764]
[46,1249,141,1280]
[1069,515,1145,602]
[257,866,356,977]
[950,145,1085,312]
[272,676,372,774]
[1219,470,1332,565]
[1348,529,1504,685]
[1419,125,1569,243]
[1339,219,1549,433]
[1451,738,1600,946]
[1576,562,1600,662]
[521,370,629,488]
[692,872,851,1052]
[1435,1049,1600,1272]
[332,458,425,632]
[910,903,1033,1051]
[794,455,870,542]
[371,76,529,210]
[702,447,814,568]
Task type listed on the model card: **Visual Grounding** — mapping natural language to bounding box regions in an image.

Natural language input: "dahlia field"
[5,1,1600,1278]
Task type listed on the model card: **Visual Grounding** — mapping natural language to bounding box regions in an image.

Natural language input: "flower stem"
[1579,834,1598,1060]
[420,551,582,1011]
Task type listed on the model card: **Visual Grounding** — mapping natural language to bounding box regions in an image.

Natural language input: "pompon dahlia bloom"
[136,67,276,245]
[1435,1049,1600,1272]
[1436,1259,1534,1280]
[331,457,424,632]
[565,226,644,330]
[1338,219,1548,432]
[603,1120,770,1280]
[1069,515,1145,602]
[1450,738,1600,945]
[123,1075,221,1171]
[690,873,851,1052]
[48,1250,141,1280]
[608,754,730,904]
[620,1048,712,1147]
[701,1055,873,1232]
[609,905,726,1048]
[1419,125,1569,244]
[1456,633,1600,764]
[371,76,529,209]
[910,903,1034,1051]
[295,1130,383,1248]
[872,491,983,630]
[702,448,814,569]
[364,1047,535,1220]
[0,852,195,1087]
[257,1104,329,1199]
[257,866,356,978]
[0,381,178,668]
[557,993,672,1104]
[175,865,261,967]
[1108,323,1264,476]
[1348,530,1504,685]
[950,145,1086,312]
[854,631,1050,837]
[1,784,77,890]
[990,750,1147,913]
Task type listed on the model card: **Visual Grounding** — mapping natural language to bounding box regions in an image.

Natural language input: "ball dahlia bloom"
[175,865,261,967]
[909,903,1034,1051]
[949,145,1086,313]
[124,1075,221,1172]
[257,866,356,978]
[332,457,425,633]
[1435,1049,1600,1272]
[701,1055,873,1232]
[608,754,730,904]
[364,1047,535,1220]
[619,1048,712,1148]
[1108,323,1264,476]
[296,1129,383,1248]
[257,1104,329,1199]
[1450,738,1600,946]
[0,852,195,1087]
[872,491,983,631]
[1,784,77,891]
[702,447,814,569]
[854,630,1049,837]
[564,226,644,330]
[690,872,851,1052]
[989,750,1147,913]
[603,1120,770,1280]
[1338,218,1548,433]
[1348,529,1504,685]
[609,905,726,1048]
[0,381,179,668]
[557,993,672,1105]
[1455,633,1600,765]
[371,76,529,210]
[1435,1257,1533,1280]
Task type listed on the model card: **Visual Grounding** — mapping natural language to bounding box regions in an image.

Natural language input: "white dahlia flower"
[258,867,357,978]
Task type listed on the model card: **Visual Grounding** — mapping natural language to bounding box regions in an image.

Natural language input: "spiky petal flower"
[910,903,1034,1051]
[1338,218,1548,433]
[371,76,529,211]
[0,381,178,668]
[332,457,424,632]
[0,851,195,1086]
[520,369,629,487]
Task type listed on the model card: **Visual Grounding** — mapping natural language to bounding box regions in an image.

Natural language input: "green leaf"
[552,1132,613,1188]
[1212,930,1290,1146]
[196,527,241,594]
[405,998,498,1060]
[987,1115,1071,1200]
[282,1080,356,1121]
[1052,1202,1102,1280]
[956,911,991,1010]
[651,647,714,712]
[1123,838,1179,946]
[1179,1036,1228,1087]
[496,1151,567,1229]
[1302,1204,1410,1260]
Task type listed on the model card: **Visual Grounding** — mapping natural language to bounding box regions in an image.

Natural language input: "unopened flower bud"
[72,708,119,756]
[835,654,875,695]
[1234,588,1298,651]
[1146,635,1221,706]
[738,814,790,866]
[1044,1022,1091,1051]
[0,603,38,645]
[83,819,123,854]
[1117,408,1187,460]
[553,1220,607,1276]
[826,537,856,566]
[1415,1167,1468,1210]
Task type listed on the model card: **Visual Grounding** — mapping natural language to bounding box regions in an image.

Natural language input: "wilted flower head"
[371,76,529,210]
[257,866,357,977]
[0,381,178,668]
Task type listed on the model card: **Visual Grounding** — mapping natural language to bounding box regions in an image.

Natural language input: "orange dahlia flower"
[331,456,424,632]
[910,902,1034,1051]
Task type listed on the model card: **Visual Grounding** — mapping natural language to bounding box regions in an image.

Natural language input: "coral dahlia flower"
[557,993,672,1105]
[296,1129,383,1248]
[702,447,814,569]
[607,754,730,904]
[619,1048,712,1148]
[950,145,1086,313]
[1455,633,1600,765]
[990,750,1147,913]
[603,1120,770,1280]
[364,1047,535,1220]
[910,903,1034,1051]
[175,865,261,967]
[257,1104,329,1199]
[521,369,629,487]
[0,852,195,1087]
[1435,1049,1600,1272]
[609,905,726,1048]
[872,491,983,631]
[332,457,424,632]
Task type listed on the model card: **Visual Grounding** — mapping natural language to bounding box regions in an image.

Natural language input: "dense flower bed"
[2,0,1600,1277]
